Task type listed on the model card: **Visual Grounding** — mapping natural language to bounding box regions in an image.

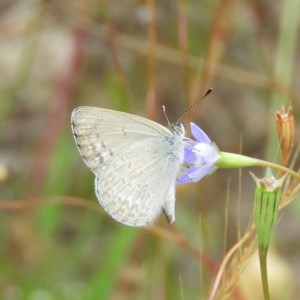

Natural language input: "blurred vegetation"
[0,0,300,299]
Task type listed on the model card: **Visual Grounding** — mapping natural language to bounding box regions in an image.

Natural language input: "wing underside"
[95,143,178,226]
[71,107,182,226]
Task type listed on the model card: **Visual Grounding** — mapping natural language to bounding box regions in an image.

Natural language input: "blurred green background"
[0,0,300,299]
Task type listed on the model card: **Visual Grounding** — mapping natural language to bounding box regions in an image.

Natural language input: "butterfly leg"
[162,186,176,223]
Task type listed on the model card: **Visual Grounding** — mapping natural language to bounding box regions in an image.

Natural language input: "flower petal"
[183,141,197,163]
[193,143,219,164]
[178,123,220,184]
[188,164,217,181]
[184,148,196,163]
[191,122,212,144]
[178,164,217,184]
[177,166,198,184]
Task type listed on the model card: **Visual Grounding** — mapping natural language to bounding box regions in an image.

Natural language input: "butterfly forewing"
[71,107,170,174]
[71,106,185,226]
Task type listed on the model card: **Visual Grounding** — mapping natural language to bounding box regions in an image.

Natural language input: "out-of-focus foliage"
[0,0,300,299]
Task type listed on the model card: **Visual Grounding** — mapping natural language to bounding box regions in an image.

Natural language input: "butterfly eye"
[172,123,185,136]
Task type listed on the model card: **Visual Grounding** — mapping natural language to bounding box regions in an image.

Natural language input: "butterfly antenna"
[162,105,171,126]
[176,88,213,125]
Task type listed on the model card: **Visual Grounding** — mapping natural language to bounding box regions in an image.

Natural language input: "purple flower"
[178,123,220,184]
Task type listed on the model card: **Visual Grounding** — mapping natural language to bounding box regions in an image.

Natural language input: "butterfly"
[71,107,186,226]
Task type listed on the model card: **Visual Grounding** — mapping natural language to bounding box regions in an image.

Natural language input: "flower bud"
[251,169,285,248]
[275,106,295,166]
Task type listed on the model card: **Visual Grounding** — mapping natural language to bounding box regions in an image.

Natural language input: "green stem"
[258,246,271,300]
[217,152,300,181]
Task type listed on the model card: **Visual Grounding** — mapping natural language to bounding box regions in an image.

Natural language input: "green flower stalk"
[217,152,300,181]
[251,169,285,300]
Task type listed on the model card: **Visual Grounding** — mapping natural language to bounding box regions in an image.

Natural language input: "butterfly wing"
[71,107,184,226]
[94,141,178,226]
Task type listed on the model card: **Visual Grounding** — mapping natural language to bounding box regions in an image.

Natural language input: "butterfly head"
[170,122,186,138]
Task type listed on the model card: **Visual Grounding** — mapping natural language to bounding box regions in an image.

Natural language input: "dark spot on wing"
[82,154,88,160]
